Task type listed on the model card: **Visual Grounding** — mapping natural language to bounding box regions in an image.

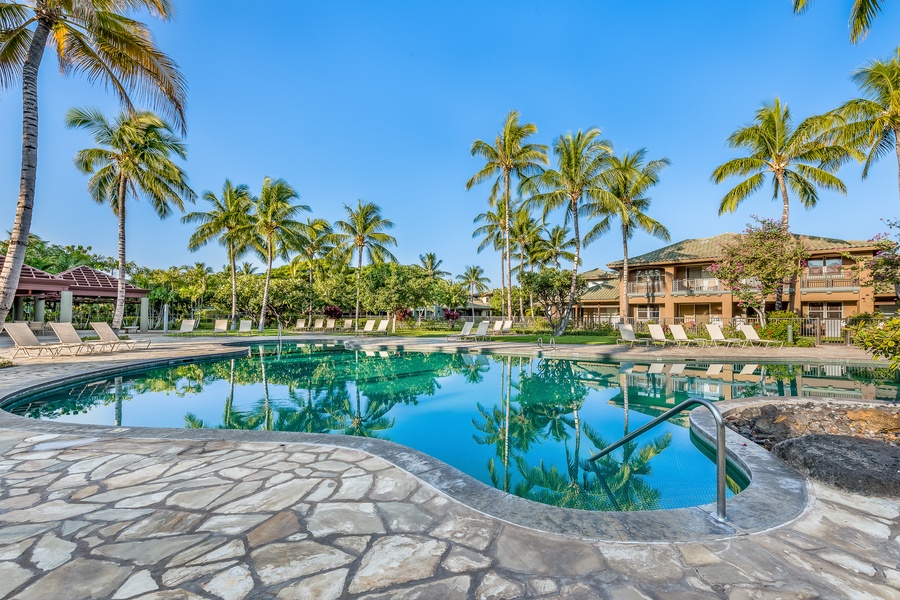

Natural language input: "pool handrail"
[588,396,728,522]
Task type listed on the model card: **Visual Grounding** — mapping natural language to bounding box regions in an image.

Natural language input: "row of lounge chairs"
[447,320,514,342]
[3,322,150,358]
[617,323,784,348]
[294,318,392,336]
[176,319,254,335]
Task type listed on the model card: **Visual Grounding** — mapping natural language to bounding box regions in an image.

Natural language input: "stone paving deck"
[0,334,897,599]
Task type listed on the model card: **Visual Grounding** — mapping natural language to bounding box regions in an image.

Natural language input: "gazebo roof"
[55,265,148,299]
[0,254,70,296]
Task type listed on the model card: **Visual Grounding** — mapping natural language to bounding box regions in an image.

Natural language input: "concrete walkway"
[0,334,897,599]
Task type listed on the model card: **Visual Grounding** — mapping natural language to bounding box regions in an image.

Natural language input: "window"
[806,258,842,277]
[806,302,843,319]
[678,304,711,321]
[634,305,660,320]
[684,266,713,279]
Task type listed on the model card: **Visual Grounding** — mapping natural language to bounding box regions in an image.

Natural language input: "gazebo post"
[34,299,45,322]
[13,297,24,321]
[59,291,73,323]
[140,298,149,333]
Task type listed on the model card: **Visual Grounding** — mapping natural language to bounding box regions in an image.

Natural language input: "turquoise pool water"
[11,343,891,512]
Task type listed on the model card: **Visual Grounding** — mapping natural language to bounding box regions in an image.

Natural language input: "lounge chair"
[500,320,513,335]
[705,324,745,347]
[448,321,474,341]
[3,323,81,357]
[50,322,114,354]
[212,319,229,335]
[341,319,353,331]
[359,320,376,335]
[669,324,707,346]
[739,325,784,348]
[616,323,651,346]
[373,319,390,336]
[491,320,503,335]
[312,318,325,330]
[739,363,758,375]
[648,324,677,346]
[177,319,197,335]
[90,322,152,351]
[669,363,686,375]
[238,320,253,335]
[294,318,307,332]
[648,362,665,374]
[325,318,336,330]
[463,321,490,341]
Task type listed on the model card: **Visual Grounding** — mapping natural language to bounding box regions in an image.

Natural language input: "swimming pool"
[18,342,887,512]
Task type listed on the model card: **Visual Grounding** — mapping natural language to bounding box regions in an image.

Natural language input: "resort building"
[577,233,895,324]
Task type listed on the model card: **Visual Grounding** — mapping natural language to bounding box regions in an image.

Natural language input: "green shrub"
[851,317,900,368]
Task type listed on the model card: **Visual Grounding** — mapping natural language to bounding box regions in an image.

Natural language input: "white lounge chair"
[491,320,503,335]
[3,323,80,357]
[669,324,707,346]
[373,319,390,336]
[90,322,151,351]
[238,320,253,335]
[359,320,376,335]
[341,319,353,331]
[616,323,651,346]
[325,318,336,330]
[448,321,474,341]
[463,321,490,341]
[739,325,784,348]
[294,318,307,332]
[500,320,513,335]
[312,318,325,330]
[177,319,197,335]
[648,324,677,346]
[705,323,745,347]
[212,319,229,335]
[50,322,114,354]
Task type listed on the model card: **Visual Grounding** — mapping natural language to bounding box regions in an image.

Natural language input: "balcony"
[671,278,725,294]
[800,271,858,291]
[626,280,666,295]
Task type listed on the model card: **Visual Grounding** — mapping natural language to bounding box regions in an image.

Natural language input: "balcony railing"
[671,278,725,293]
[800,271,858,289]
[626,280,666,294]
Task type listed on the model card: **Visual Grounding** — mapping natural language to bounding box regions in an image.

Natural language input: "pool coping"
[0,340,813,543]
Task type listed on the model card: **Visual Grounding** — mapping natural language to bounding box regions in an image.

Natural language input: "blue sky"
[1,1,899,284]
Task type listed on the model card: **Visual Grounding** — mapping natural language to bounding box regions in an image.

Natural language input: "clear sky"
[1,1,899,284]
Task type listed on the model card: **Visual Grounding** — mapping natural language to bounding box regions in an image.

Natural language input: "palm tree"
[586,150,671,320]
[528,129,613,335]
[419,252,450,278]
[792,0,882,43]
[829,48,900,200]
[183,180,253,328]
[712,98,858,232]
[239,262,257,275]
[457,265,490,317]
[473,197,507,304]
[244,178,309,332]
[334,200,397,332]
[289,218,335,317]
[467,110,547,319]
[0,0,187,325]
[509,208,541,321]
[66,107,195,329]
[536,225,577,271]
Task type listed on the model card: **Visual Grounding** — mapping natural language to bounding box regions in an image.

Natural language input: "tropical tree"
[418,252,449,278]
[0,0,187,325]
[792,0,883,43]
[66,107,194,329]
[473,198,507,302]
[466,110,547,318]
[527,129,613,335]
[334,200,397,332]
[829,47,900,200]
[183,180,253,328]
[509,208,542,320]
[289,218,335,316]
[456,265,490,317]
[244,178,309,332]
[536,225,577,271]
[586,149,671,320]
[712,98,858,232]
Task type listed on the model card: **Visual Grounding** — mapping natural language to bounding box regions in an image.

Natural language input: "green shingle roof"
[606,233,874,268]
[580,277,619,302]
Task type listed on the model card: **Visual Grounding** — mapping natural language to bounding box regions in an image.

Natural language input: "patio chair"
[3,322,80,357]
[705,323,745,347]
[341,319,353,331]
[177,319,197,335]
[313,318,325,330]
[648,324,677,346]
[325,318,336,330]
[463,321,490,341]
[448,321,474,341]
[616,323,651,347]
[739,325,784,348]
[491,320,504,335]
[90,322,152,351]
[500,320,513,335]
[669,324,707,346]
[238,320,253,335]
[212,319,229,335]
[50,322,114,355]
[294,318,307,332]
[359,320,376,335]
[373,319,390,336]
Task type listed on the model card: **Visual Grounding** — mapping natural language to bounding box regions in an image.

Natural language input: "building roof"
[0,254,71,295]
[606,233,875,268]
[580,268,617,280]
[55,265,148,299]
[580,277,619,302]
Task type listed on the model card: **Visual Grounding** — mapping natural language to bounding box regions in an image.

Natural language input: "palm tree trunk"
[229,244,238,330]
[518,246,526,323]
[355,246,362,332]
[499,255,505,317]
[528,259,535,320]
[775,174,791,311]
[503,172,512,319]
[258,243,273,333]
[308,260,314,317]
[620,223,629,320]
[0,19,51,324]
[556,197,581,336]
[112,177,128,330]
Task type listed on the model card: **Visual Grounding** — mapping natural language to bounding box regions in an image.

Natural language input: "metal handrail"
[588,397,727,521]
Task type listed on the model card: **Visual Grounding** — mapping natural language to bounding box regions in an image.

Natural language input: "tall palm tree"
[467,110,547,319]
[528,129,613,335]
[183,180,253,328]
[418,252,450,278]
[712,98,858,232]
[792,0,883,43]
[289,218,335,317]
[334,200,397,332]
[457,265,490,317]
[66,107,195,329]
[586,150,671,320]
[245,178,309,332]
[473,197,507,303]
[829,47,900,200]
[509,208,541,321]
[537,225,577,271]
[0,0,187,325]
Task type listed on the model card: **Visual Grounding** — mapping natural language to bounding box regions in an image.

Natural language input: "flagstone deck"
[0,334,897,599]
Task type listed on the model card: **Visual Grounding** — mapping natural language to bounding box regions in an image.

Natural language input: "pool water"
[11,343,891,512]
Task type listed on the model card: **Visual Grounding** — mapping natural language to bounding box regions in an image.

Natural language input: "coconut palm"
[418,252,450,278]
[467,110,547,319]
[509,208,542,321]
[792,0,883,43]
[586,150,671,320]
[289,218,336,317]
[457,265,490,317]
[334,200,397,332]
[712,98,859,232]
[183,180,253,328]
[473,196,507,302]
[0,0,187,325]
[536,225,577,271]
[527,129,614,335]
[66,107,195,329]
[244,178,309,332]
[829,48,900,200]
